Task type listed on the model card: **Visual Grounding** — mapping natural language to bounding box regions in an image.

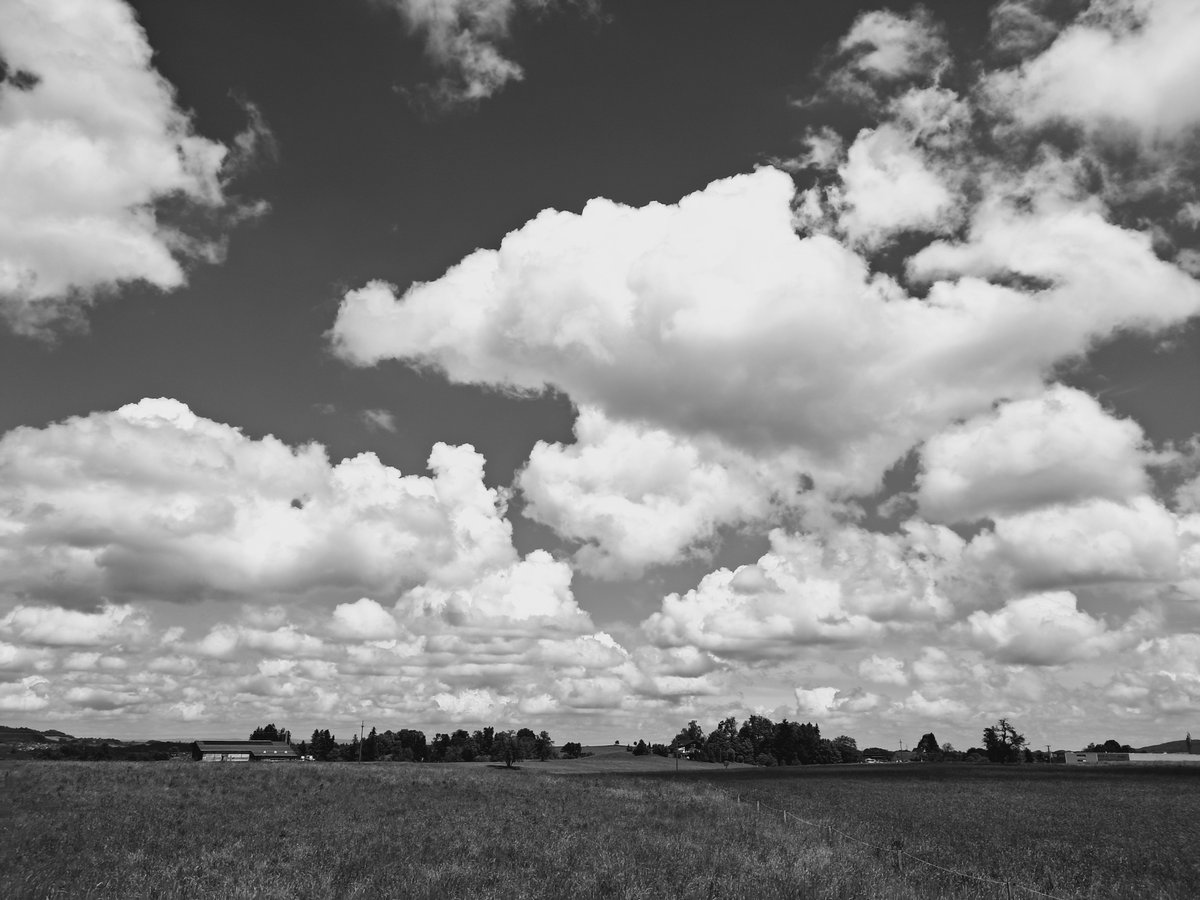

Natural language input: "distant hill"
[0,726,63,743]
[1136,740,1198,754]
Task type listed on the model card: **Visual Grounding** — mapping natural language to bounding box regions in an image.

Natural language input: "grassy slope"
[2,760,1199,899]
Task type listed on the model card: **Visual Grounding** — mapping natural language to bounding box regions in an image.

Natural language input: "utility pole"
[359,721,364,763]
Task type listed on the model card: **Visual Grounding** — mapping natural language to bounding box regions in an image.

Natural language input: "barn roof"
[193,740,298,759]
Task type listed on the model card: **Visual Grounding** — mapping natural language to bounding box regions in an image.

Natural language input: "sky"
[2,0,1200,752]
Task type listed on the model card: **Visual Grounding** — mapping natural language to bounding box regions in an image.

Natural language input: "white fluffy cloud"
[836,7,948,87]
[517,406,795,578]
[333,166,1200,506]
[918,385,1156,523]
[0,398,536,605]
[832,122,959,248]
[857,654,908,686]
[0,603,148,648]
[641,524,964,661]
[967,496,1184,591]
[963,591,1125,665]
[0,0,241,334]
[986,0,1200,139]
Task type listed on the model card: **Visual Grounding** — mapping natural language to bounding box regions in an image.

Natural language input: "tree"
[493,730,524,768]
[310,729,337,761]
[472,727,494,757]
[250,723,290,743]
[633,739,650,756]
[671,720,706,752]
[832,735,862,763]
[982,718,1026,763]
[534,730,555,761]
[915,732,940,755]
[561,742,583,759]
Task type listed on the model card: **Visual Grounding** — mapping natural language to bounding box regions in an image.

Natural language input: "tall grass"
[1,760,1196,899]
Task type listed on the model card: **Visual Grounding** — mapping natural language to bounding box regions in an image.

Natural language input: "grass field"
[2,753,1198,899]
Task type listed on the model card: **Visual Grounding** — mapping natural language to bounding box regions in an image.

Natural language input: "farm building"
[1055,750,1200,766]
[191,740,299,762]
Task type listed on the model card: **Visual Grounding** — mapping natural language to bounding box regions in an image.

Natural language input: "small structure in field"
[1055,750,1200,766]
[191,740,299,762]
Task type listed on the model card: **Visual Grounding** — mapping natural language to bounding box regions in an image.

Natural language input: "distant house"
[191,740,299,762]
[1056,750,1200,766]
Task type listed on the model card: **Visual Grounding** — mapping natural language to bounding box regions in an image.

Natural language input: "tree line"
[252,722,580,767]
[642,715,864,766]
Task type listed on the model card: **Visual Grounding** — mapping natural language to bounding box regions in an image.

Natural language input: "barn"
[191,740,299,762]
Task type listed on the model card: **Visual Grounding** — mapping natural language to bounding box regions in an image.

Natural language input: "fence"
[718,786,1067,900]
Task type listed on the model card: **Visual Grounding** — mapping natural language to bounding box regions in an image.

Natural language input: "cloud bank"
[322,0,1200,745]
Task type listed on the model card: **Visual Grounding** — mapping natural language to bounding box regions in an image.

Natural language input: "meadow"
[2,751,1198,899]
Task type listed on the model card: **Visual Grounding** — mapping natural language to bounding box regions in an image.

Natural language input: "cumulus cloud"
[918,385,1158,523]
[641,523,964,661]
[963,591,1126,665]
[0,603,147,648]
[832,7,949,99]
[332,166,1200,504]
[0,0,258,335]
[0,398,732,731]
[830,122,959,248]
[985,0,1200,139]
[857,654,908,686]
[0,398,538,605]
[517,406,795,578]
[794,685,883,718]
[966,496,1184,591]
[0,676,50,713]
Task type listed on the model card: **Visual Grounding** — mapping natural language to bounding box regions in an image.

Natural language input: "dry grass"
[1,759,1197,899]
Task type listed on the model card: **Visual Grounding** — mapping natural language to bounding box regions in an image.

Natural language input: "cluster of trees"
[653,716,864,766]
[249,723,291,744]
[265,724,563,766]
[1083,739,1134,753]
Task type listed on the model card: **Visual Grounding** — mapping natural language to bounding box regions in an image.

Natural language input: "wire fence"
[713,785,1068,900]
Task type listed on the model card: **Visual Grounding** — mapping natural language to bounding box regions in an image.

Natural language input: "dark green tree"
[363,727,378,762]
[310,729,337,761]
[982,718,1026,763]
[515,728,537,760]
[395,729,427,762]
[534,730,555,761]
[472,726,494,757]
[493,730,524,768]
[916,732,940,755]
[251,723,290,743]
[832,735,862,763]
